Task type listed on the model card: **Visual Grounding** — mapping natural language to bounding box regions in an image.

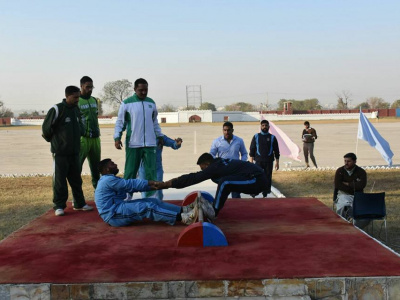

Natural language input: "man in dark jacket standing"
[302,121,318,169]
[42,86,93,216]
[249,120,280,197]
[78,76,101,189]
[157,153,268,216]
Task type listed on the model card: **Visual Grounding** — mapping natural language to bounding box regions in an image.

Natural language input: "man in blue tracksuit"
[95,159,213,226]
[157,153,268,216]
[249,120,280,197]
[138,135,182,200]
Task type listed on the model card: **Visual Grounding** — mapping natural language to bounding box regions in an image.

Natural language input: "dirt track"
[0,120,399,175]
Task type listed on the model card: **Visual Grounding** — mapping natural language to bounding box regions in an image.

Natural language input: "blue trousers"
[107,198,181,227]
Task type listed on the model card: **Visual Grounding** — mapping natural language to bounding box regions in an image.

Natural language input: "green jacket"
[42,99,85,155]
[78,96,100,138]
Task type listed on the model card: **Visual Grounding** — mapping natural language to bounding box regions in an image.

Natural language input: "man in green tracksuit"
[114,78,163,197]
[42,86,93,216]
[78,76,101,189]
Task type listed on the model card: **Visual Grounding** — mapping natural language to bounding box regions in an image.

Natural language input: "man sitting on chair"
[334,152,369,228]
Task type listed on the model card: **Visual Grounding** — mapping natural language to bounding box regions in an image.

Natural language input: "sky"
[1,0,399,113]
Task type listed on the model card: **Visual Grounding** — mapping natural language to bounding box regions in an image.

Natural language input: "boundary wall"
[2,276,400,299]
[11,111,375,126]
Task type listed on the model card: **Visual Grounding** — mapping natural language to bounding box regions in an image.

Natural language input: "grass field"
[1,169,399,253]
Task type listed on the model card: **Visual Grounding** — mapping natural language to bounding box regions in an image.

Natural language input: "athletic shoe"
[199,198,215,221]
[181,206,198,225]
[262,190,271,198]
[124,193,133,200]
[55,208,64,216]
[182,199,198,213]
[73,204,94,211]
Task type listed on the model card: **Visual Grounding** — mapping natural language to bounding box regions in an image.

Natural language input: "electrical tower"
[186,85,202,109]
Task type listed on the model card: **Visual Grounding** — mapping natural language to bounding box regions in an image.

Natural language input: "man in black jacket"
[157,153,268,216]
[42,86,93,216]
[334,152,368,228]
[249,120,280,197]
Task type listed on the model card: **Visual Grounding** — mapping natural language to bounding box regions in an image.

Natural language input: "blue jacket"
[95,174,150,222]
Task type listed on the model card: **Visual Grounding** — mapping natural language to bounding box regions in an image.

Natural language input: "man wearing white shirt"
[210,122,248,198]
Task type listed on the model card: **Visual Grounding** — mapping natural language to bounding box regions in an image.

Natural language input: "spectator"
[114,78,163,197]
[78,76,101,189]
[210,121,248,198]
[42,86,93,216]
[249,120,280,197]
[302,121,318,168]
[334,152,369,228]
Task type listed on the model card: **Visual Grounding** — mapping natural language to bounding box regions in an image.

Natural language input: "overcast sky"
[1,0,399,112]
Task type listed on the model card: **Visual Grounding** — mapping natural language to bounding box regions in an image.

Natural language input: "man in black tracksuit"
[158,153,268,216]
[249,120,280,197]
[42,86,93,216]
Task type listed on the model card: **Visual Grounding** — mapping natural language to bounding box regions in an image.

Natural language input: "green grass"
[0,176,94,240]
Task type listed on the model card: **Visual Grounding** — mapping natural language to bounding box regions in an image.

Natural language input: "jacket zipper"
[142,100,145,146]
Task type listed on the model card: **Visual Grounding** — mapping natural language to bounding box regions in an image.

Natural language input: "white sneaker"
[182,199,198,213]
[199,198,215,221]
[181,206,198,225]
[73,204,94,211]
[55,208,64,216]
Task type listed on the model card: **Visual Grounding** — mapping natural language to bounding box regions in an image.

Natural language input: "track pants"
[124,147,157,197]
[52,153,86,210]
[139,158,164,200]
[107,198,181,227]
[80,136,101,189]
[255,161,274,196]
[303,142,317,167]
[214,174,268,215]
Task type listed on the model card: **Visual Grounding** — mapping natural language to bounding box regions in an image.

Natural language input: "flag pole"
[356,109,361,155]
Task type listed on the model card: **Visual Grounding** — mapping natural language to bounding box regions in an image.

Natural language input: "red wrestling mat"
[1,198,399,284]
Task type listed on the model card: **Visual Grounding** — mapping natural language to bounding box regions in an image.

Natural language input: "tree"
[18,110,40,118]
[96,98,104,116]
[184,105,197,110]
[199,102,216,111]
[354,102,370,109]
[390,99,400,108]
[101,79,134,109]
[336,98,347,109]
[335,90,352,109]
[0,100,14,118]
[277,99,322,110]
[367,97,390,109]
[158,104,177,112]
[224,102,257,112]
